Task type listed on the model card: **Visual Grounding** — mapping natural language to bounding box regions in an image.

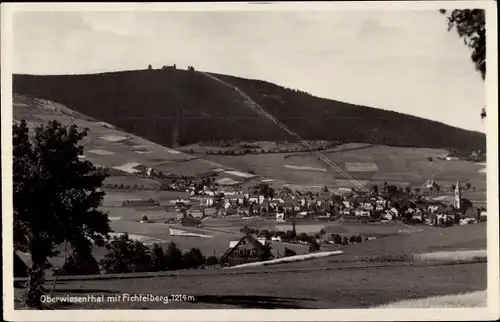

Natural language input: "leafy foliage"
[13,69,485,152]
[60,248,101,276]
[308,239,321,253]
[13,119,110,306]
[205,256,220,267]
[100,233,153,273]
[440,9,486,119]
[163,241,184,270]
[283,247,297,257]
[440,9,486,80]
[183,248,206,269]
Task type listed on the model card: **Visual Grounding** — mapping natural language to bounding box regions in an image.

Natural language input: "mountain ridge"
[12,68,485,152]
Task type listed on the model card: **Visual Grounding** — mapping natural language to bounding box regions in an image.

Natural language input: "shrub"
[298,232,309,242]
[308,239,321,253]
[259,243,273,261]
[283,247,297,257]
[349,235,357,244]
[260,229,271,240]
[59,248,100,276]
[342,236,349,245]
[141,214,149,222]
[355,235,363,243]
[332,234,343,245]
[205,256,219,267]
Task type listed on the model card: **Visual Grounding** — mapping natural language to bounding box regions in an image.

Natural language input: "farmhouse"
[220,234,273,267]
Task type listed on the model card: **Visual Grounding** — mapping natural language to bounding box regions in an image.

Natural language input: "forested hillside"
[12,68,485,152]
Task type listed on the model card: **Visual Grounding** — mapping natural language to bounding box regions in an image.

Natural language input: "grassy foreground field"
[256,223,487,271]
[14,262,486,309]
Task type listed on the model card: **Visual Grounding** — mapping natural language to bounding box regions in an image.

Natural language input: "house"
[382,212,393,221]
[388,207,399,217]
[260,199,271,213]
[220,234,273,267]
[317,193,331,208]
[249,195,259,204]
[355,209,370,217]
[276,212,285,223]
[341,209,351,216]
[411,212,423,222]
[283,196,294,211]
[293,200,301,212]
[189,205,205,218]
[428,203,446,214]
[228,194,245,205]
[269,198,280,207]
[360,202,374,211]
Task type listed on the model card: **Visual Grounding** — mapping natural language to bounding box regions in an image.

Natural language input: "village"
[113,162,487,267]
[139,165,486,226]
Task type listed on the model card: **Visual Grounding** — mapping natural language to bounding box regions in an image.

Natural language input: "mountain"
[12,68,485,152]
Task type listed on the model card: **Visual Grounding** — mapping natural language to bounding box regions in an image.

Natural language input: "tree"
[182,248,205,269]
[13,120,111,307]
[148,64,152,70]
[150,243,168,271]
[59,248,100,276]
[164,242,184,270]
[440,9,486,118]
[332,234,343,245]
[206,256,219,267]
[308,239,321,253]
[100,234,152,274]
[284,247,297,257]
[466,183,472,190]
[260,243,274,261]
[427,156,433,162]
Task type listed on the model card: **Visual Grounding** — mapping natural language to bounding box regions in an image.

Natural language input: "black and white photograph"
[1,2,498,321]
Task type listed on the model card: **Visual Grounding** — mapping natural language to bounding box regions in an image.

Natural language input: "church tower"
[454,180,461,210]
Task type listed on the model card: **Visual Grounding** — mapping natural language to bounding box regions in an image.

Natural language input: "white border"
[2,1,499,321]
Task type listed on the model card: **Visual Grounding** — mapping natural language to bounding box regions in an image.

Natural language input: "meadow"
[203,143,487,191]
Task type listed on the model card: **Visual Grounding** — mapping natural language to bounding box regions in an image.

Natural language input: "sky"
[11,9,486,133]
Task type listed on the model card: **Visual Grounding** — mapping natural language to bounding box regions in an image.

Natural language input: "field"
[203,143,487,191]
[256,222,487,271]
[13,94,487,196]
